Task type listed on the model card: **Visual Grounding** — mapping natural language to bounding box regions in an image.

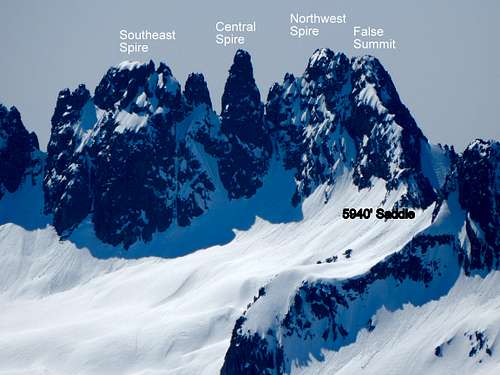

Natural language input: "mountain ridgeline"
[0,48,496,254]
[40,48,439,247]
[42,51,275,247]
[0,48,498,374]
[220,138,499,375]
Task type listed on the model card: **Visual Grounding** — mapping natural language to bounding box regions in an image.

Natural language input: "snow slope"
[0,49,498,375]
[0,164,476,375]
[294,272,500,375]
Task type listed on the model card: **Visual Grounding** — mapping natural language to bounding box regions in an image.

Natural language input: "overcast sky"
[0,0,498,151]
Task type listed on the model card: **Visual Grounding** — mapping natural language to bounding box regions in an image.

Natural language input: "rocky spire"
[0,104,39,197]
[219,49,272,199]
[44,84,94,235]
[457,139,499,271]
[184,73,212,108]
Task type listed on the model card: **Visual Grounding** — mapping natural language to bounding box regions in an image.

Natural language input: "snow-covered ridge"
[0,162,498,374]
[0,48,498,375]
[218,133,497,373]
[35,48,455,250]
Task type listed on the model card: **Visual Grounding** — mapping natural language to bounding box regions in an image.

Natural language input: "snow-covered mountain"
[0,48,498,375]
[267,49,436,209]
[44,61,224,248]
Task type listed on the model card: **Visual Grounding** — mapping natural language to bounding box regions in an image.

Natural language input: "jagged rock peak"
[156,61,173,77]
[227,49,254,80]
[44,82,95,226]
[0,105,39,150]
[463,138,498,156]
[302,48,419,132]
[184,73,212,108]
[457,139,499,270]
[222,49,260,108]
[43,58,225,248]
[219,49,272,199]
[93,60,181,112]
[304,48,349,81]
[458,139,499,220]
[265,48,434,208]
[0,104,39,197]
[51,84,92,129]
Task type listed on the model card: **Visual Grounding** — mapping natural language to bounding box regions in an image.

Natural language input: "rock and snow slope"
[0,49,498,374]
[0,167,498,375]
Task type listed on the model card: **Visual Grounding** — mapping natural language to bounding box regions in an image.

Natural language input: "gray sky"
[0,0,498,151]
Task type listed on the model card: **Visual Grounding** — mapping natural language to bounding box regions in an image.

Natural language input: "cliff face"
[0,48,498,375]
[456,140,499,271]
[218,49,498,375]
[219,50,272,199]
[41,50,273,247]
[3,48,493,256]
[0,104,39,199]
[266,49,434,208]
[43,61,225,248]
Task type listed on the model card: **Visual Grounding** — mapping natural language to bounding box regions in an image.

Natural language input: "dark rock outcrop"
[0,104,39,198]
[219,50,272,199]
[44,84,94,235]
[221,234,460,374]
[221,135,499,374]
[44,61,221,247]
[457,140,499,271]
[37,49,499,255]
[266,48,435,208]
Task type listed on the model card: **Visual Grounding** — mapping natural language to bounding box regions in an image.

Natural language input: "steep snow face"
[220,162,499,374]
[43,62,223,248]
[292,272,500,375]
[0,104,39,198]
[266,48,435,208]
[0,170,437,375]
[420,141,455,190]
[1,49,497,375]
[0,165,498,375]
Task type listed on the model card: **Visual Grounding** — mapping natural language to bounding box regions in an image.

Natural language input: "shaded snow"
[294,272,500,375]
[420,140,451,189]
[0,167,453,375]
